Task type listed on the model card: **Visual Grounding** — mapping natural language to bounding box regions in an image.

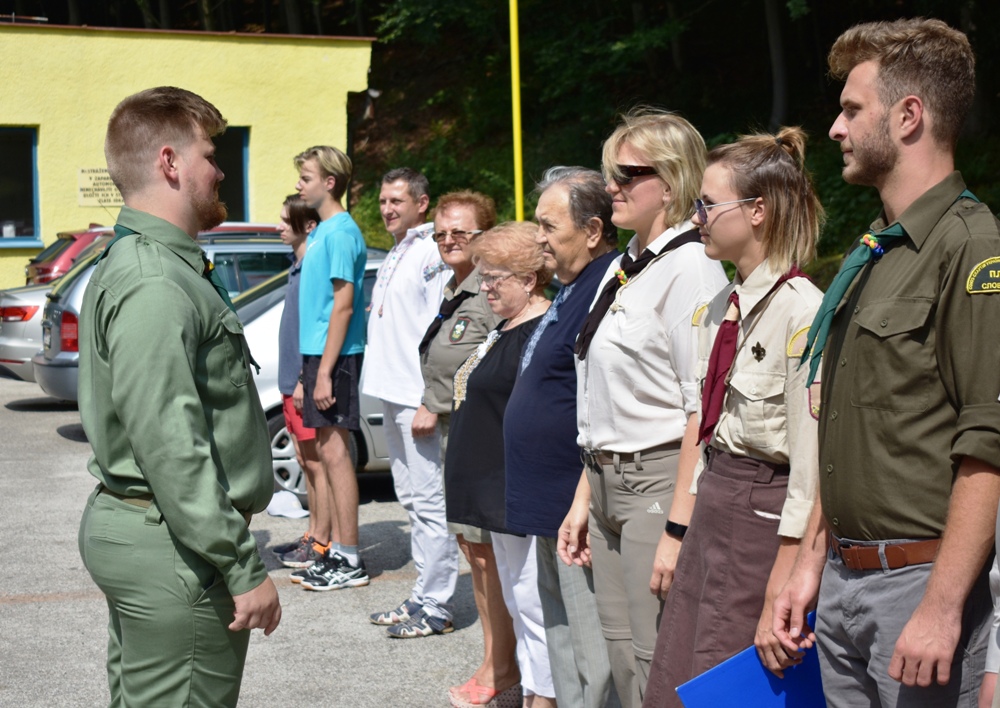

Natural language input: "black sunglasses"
[608,165,659,187]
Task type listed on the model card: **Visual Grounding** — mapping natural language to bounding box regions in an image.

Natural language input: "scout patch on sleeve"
[786,326,810,358]
[809,381,821,420]
[450,317,471,342]
[691,302,709,327]
[966,257,1000,293]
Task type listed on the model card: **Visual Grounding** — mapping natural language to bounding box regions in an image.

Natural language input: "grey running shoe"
[386,608,454,638]
[279,536,329,569]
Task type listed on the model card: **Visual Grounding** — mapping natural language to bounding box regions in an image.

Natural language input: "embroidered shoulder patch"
[450,317,471,342]
[691,303,709,327]
[423,261,449,282]
[786,326,810,358]
[966,257,1000,293]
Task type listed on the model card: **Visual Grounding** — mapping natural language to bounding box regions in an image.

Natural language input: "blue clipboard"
[676,612,824,708]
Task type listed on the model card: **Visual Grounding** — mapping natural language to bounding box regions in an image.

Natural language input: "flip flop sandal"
[449,678,522,708]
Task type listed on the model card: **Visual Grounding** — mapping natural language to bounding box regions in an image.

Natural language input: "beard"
[843,112,897,186]
[192,186,228,231]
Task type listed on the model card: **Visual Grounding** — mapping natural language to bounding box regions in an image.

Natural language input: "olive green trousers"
[79,486,249,707]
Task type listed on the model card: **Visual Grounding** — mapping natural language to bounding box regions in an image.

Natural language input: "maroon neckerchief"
[698,266,809,445]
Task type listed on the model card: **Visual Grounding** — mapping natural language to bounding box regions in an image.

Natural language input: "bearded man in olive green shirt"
[772,20,1000,707]
[77,87,281,707]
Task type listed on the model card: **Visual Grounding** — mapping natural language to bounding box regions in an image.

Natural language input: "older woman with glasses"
[446,221,555,707]
[642,128,824,708]
[413,191,522,706]
[559,108,728,708]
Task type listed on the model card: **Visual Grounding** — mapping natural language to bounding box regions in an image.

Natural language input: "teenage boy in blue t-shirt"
[292,145,369,591]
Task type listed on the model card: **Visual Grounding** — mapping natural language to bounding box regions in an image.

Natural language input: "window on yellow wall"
[0,128,37,241]
[215,127,248,222]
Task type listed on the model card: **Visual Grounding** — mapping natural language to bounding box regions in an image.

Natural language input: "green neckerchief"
[202,255,237,314]
[93,223,137,264]
[801,189,980,386]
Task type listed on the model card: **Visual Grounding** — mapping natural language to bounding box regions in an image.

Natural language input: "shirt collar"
[870,171,967,251]
[627,219,697,258]
[446,265,482,298]
[734,258,782,317]
[399,221,434,247]
[116,205,208,274]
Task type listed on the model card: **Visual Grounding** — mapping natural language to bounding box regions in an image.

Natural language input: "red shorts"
[282,394,316,441]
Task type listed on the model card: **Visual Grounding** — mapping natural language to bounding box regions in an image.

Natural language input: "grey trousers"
[536,534,621,708]
[817,547,992,707]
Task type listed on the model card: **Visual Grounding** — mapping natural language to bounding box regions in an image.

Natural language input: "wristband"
[665,520,688,539]
[297,373,304,383]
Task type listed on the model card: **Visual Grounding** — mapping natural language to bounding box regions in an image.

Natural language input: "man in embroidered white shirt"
[360,168,457,635]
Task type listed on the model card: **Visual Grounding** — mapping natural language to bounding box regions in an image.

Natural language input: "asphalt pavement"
[0,374,481,707]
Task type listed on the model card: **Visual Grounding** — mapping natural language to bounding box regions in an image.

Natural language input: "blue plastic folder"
[676,612,824,708]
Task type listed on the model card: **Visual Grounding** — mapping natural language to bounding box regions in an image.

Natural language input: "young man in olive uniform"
[78,86,280,707]
[773,19,1000,707]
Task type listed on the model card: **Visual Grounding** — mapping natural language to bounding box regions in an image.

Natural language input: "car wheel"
[267,410,309,509]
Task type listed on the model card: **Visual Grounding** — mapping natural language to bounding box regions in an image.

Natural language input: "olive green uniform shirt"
[819,172,1000,541]
[420,268,501,415]
[79,206,272,596]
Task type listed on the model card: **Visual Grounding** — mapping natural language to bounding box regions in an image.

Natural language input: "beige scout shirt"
[576,223,729,452]
[693,259,822,539]
[420,268,502,415]
[819,172,1000,541]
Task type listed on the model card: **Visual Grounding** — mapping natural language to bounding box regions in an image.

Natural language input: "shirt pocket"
[727,370,786,450]
[850,298,933,411]
[219,309,250,388]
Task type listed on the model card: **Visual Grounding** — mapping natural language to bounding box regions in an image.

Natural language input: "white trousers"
[382,400,458,620]
[493,532,555,698]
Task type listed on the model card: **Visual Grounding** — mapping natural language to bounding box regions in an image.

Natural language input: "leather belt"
[99,484,252,525]
[581,442,681,469]
[831,536,940,571]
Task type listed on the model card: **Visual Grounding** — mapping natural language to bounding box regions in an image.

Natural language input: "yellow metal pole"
[509,0,524,220]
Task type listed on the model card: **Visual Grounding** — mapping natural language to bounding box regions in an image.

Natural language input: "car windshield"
[234,270,289,325]
[30,236,73,264]
[47,235,113,300]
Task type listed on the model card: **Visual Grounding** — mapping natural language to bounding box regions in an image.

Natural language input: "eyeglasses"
[477,272,517,288]
[607,165,659,187]
[693,197,759,224]
[432,229,483,244]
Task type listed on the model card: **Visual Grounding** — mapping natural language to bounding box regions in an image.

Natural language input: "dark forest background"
[4,0,998,279]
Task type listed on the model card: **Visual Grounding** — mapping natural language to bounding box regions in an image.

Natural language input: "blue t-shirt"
[503,250,619,538]
[299,212,367,357]
[277,259,303,395]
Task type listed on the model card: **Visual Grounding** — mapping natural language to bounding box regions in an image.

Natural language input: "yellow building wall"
[0,24,371,288]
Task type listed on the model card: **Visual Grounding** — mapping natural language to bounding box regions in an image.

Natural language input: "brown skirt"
[642,449,789,708]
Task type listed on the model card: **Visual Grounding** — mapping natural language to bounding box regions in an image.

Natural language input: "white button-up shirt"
[361,222,450,407]
[576,222,728,452]
[693,258,823,538]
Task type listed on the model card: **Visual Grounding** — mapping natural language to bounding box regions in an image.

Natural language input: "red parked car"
[24,225,111,284]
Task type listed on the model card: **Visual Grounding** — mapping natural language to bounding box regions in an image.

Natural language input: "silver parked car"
[33,226,290,401]
[0,234,113,382]
[233,250,390,504]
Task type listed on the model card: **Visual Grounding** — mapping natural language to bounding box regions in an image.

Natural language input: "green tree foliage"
[17,0,1000,276]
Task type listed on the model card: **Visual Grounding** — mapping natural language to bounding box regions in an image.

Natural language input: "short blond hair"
[105,86,226,198]
[828,18,975,148]
[707,126,822,272]
[472,221,553,290]
[294,146,353,201]
[601,108,706,227]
